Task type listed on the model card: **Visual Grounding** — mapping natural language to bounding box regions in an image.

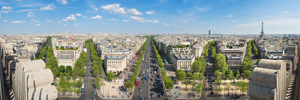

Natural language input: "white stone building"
[104,55,127,74]
[172,54,195,71]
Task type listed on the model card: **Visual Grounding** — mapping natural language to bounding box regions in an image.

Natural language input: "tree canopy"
[213,53,228,72]
[176,69,186,81]
[243,70,252,79]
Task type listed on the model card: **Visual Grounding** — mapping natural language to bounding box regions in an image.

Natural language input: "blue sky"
[0,0,300,34]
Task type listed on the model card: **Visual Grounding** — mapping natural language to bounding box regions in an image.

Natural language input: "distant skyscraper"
[259,22,265,40]
[209,30,211,35]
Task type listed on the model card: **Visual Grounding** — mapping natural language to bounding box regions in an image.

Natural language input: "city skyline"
[1,0,300,34]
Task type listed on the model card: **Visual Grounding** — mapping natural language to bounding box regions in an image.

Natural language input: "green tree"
[200,58,207,73]
[94,76,101,88]
[214,70,220,78]
[72,72,78,80]
[76,88,81,94]
[187,72,193,77]
[195,83,203,94]
[199,73,205,80]
[107,72,115,81]
[125,81,134,89]
[226,70,234,80]
[76,78,83,87]
[59,65,65,72]
[192,73,198,81]
[176,69,186,81]
[236,70,240,79]
[79,68,86,77]
[216,77,221,86]
[66,65,72,73]
[243,70,252,79]
[191,61,201,72]
[241,57,253,73]
[213,53,228,72]
[66,72,71,79]
[93,69,100,77]
[211,46,216,58]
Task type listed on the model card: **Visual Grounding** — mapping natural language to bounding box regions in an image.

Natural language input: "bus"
[135,76,140,86]
[81,82,85,93]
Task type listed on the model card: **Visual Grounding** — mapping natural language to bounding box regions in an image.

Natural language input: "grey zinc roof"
[174,54,194,60]
[105,55,126,60]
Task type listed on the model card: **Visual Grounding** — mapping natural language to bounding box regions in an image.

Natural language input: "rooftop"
[105,55,126,60]
[174,54,194,60]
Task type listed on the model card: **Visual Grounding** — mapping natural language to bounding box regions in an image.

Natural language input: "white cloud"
[27,12,35,17]
[101,4,126,14]
[83,16,87,18]
[90,15,103,20]
[283,11,289,14]
[0,12,1,18]
[45,19,53,23]
[109,18,117,21]
[57,0,68,5]
[122,19,129,22]
[147,20,159,23]
[36,24,41,26]
[74,23,79,26]
[3,20,8,22]
[62,14,76,21]
[195,7,208,12]
[63,24,67,26]
[131,16,144,22]
[75,13,82,16]
[226,14,233,18]
[162,22,170,26]
[145,10,155,15]
[57,21,61,23]
[1,6,12,13]
[11,21,25,24]
[237,18,300,27]
[130,16,160,23]
[40,4,55,10]
[127,8,142,15]
[31,19,38,22]
[232,20,237,23]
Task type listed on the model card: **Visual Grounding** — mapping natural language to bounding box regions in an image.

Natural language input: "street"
[132,37,167,100]
[58,42,101,100]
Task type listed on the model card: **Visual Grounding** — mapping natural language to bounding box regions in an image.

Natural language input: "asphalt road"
[132,38,151,100]
[132,38,167,100]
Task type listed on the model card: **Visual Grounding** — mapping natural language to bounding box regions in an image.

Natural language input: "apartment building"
[52,37,83,69]
[172,54,195,71]
[104,55,127,74]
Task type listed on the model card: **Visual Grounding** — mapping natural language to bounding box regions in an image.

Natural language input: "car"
[92,97,95,100]
[150,83,152,85]
[143,70,144,74]
[139,87,142,91]
[147,70,148,72]
[144,81,146,84]
[140,97,144,100]
[93,91,96,94]
[150,93,154,97]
